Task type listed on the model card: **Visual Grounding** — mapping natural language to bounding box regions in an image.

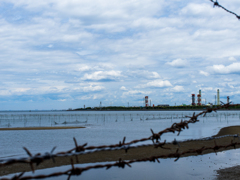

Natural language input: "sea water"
[0,110,240,179]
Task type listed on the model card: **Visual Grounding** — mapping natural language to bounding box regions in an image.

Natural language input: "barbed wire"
[209,0,240,20]
[0,103,239,179]
[1,139,240,180]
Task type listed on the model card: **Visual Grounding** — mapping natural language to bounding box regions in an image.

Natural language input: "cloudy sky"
[0,0,240,110]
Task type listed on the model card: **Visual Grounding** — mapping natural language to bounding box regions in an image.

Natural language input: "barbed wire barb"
[209,0,240,20]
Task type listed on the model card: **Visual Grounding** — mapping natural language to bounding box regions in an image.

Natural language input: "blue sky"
[0,0,240,110]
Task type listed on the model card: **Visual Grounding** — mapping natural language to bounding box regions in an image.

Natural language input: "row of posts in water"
[0,112,239,127]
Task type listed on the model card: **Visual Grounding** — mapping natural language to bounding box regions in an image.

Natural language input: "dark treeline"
[73,104,240,111]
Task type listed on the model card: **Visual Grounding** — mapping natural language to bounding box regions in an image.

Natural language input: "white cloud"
[201,87,213,91]
[166,59,188,68]
[147,80,172,87]
[172,86,184,92]
[11,88,31,93]
[211,63,240,74]
[137,79,172,88]
[76,65,92,72]
[224,78,233,82]
[122,90,152,97]
[75,64,114,72]
[120,86,127,91]
[80,94,104,100]
[218,82,235,89]
[93,94,104,100]
[126,70,161,79]
[82,85,104,92]
[76,50,95,56]
[0,88,31,96]
[180,3,218,17]
[151,72,161,78]
[123,90,143,95]
[82,71,122,81]
[0,90,11,96]
[228,57,237,61]
[199,70,209,76]
[80,96,92,100]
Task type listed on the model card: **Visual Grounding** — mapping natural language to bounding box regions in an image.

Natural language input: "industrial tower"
[192,94,195,106]
[197,90,201,106]
[145,96,149,107]
[217,89,220,105]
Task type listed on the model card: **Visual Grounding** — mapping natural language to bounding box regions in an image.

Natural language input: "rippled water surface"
[1,110,240,179]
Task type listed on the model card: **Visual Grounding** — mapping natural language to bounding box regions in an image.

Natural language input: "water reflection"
[2,149,240,180]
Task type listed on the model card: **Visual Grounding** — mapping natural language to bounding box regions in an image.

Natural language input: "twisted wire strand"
[209,0,240,19]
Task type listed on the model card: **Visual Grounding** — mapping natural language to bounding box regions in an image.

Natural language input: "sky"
[0,0,240,110]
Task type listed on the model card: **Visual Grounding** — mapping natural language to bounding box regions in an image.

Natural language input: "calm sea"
[1,110,240,179]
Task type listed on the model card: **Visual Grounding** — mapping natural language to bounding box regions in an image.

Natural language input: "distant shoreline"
[0,108,240,112]
[72,105,240,111]
[71,109,240,111]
